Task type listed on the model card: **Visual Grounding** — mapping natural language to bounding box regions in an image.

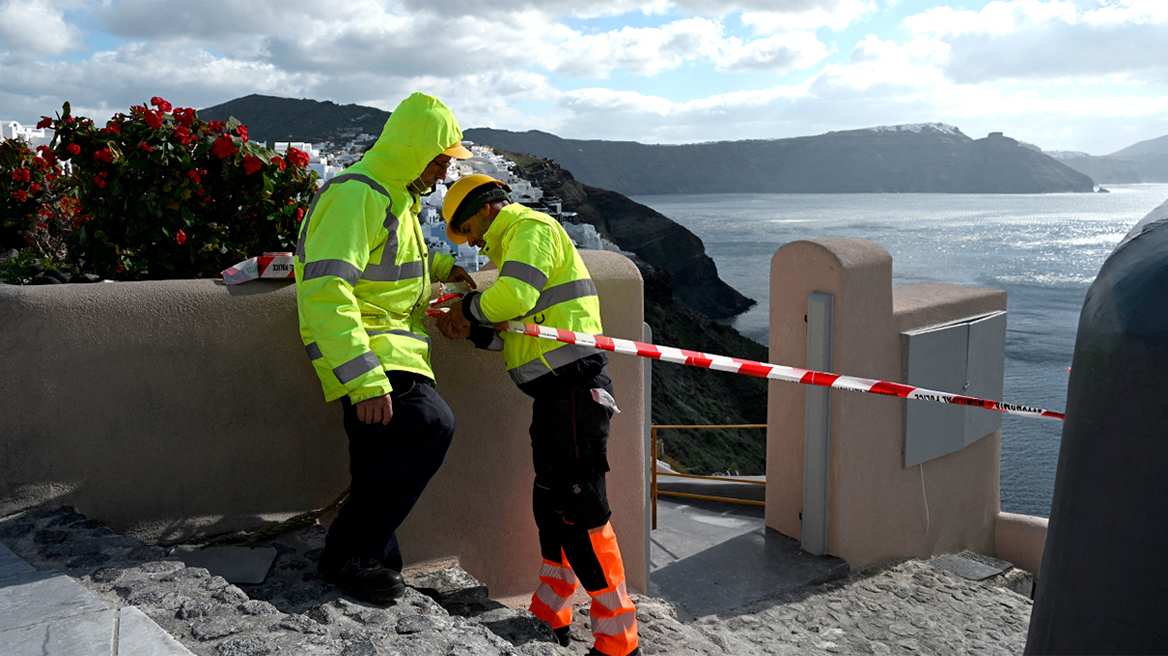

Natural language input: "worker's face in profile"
[411,155,452,193]
[457,206,491,249]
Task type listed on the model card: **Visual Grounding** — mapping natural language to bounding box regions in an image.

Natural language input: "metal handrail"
[651,424,767,529]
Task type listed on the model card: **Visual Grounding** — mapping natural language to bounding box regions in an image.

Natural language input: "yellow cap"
[442,141,473,160]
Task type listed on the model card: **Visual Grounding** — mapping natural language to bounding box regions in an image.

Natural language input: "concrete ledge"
[0,249,646,597]
[656,475,766,503]
[995,511,1047,576]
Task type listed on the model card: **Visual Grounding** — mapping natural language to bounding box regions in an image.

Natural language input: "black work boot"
[554,625,572,647]
[318,553,406,605]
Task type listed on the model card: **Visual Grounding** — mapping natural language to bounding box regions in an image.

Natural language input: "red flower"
[174,126,192,145]
[211,134,237,159]
[11,169,31,182]
[144,109,163,129]
[94,148,114,163]
[242,154,264,174]
[150,97,173,112]
[13,190,27,202]
[286,147,310,168]
[93,175,106,189]
[235,125,248,143]
[187,169,202,184]
[270,156,286,172]
[36,117,52,129]
[107,122,121,134]
[29,183,41,194]
[295,207,304,222]
[208,120,226,133]
[66,143,81,156]
[37,222,47,230]
[173,108,195,127]
[138,141,155,152]
[175,229,187,245]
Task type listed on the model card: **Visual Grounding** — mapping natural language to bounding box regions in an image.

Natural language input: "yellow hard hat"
[443,174,511,244]
[442,141,474,160]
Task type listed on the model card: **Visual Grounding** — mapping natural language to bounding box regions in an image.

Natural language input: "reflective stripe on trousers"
[586,522,638,656]
[529,551,579,629]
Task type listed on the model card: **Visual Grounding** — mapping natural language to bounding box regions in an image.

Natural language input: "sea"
[632,184,1168,518]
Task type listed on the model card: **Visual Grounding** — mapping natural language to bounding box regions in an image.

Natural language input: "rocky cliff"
[200,95,390,146]
[503,151,768,474]
[502,151,754,320]
[1054,134,1168,183]
[466,125,1097,195]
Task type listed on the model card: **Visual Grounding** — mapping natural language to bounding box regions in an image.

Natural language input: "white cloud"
[742,0,879,33]
[717,31,832,71]
[903,0,1168,83]
[0,0,84,58]
[0,0,1165,156]
[536,18,725,78]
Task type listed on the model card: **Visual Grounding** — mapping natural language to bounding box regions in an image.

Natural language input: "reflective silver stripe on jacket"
[361,258,424,282]
[302,259,361,285]
[519,279,597,320]
[306,343,323,360]
[508,343,599,385]
[361,191,423,282]
[466,293,489,324]
[333,351,382,384]
[367,328,431,347]
[500,260,548,291]
[590,610,637,636]
[297,173,393,263]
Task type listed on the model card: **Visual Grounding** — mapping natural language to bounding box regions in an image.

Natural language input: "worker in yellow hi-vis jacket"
[437,174,640,656]
[293,92,475,605]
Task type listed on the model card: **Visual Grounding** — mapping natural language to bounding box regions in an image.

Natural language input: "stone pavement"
[1,504,1035,655]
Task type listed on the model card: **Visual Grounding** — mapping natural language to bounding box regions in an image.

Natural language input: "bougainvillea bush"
[0,138,78,266]
[1,97,317,281]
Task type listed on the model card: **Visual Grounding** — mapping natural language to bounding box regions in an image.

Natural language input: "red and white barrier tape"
[222,253,295,285]
[495,320,1066,422]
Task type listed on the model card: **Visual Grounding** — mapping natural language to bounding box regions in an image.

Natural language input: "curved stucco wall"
[0,249,645,597]
[767,238,1007,569]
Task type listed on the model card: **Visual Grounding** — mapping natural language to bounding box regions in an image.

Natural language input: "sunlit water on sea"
[633,184,1168,518]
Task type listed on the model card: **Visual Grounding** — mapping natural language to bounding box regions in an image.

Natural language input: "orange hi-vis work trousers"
[529,522,639,656]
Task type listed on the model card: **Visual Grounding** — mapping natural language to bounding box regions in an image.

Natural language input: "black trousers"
[520,354,615,591]
[326,371,455,568]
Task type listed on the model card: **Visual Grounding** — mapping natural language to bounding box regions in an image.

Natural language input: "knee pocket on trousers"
[560,479,611,529]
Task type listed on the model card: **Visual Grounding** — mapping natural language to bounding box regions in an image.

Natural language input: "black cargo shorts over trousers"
[519,352,639,656]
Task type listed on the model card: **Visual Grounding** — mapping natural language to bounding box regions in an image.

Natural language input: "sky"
[1,0,1166,156]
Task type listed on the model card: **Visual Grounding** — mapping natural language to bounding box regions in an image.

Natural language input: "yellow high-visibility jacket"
[294,93,458,402]
[463,203,603,385]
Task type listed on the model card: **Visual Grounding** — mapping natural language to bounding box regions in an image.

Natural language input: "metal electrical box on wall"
[901,311,1007,468]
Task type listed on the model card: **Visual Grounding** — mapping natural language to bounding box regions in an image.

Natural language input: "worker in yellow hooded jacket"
[294,92,474,604]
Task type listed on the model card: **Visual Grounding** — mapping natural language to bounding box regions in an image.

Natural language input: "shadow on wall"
[0,250,647,598]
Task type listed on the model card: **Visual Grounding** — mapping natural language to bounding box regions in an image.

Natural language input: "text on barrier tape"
[222,254,295,285]
[494,320,1065,422]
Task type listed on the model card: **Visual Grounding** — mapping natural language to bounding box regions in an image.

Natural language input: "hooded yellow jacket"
[294,93,459,403]
[462,203,603,385]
